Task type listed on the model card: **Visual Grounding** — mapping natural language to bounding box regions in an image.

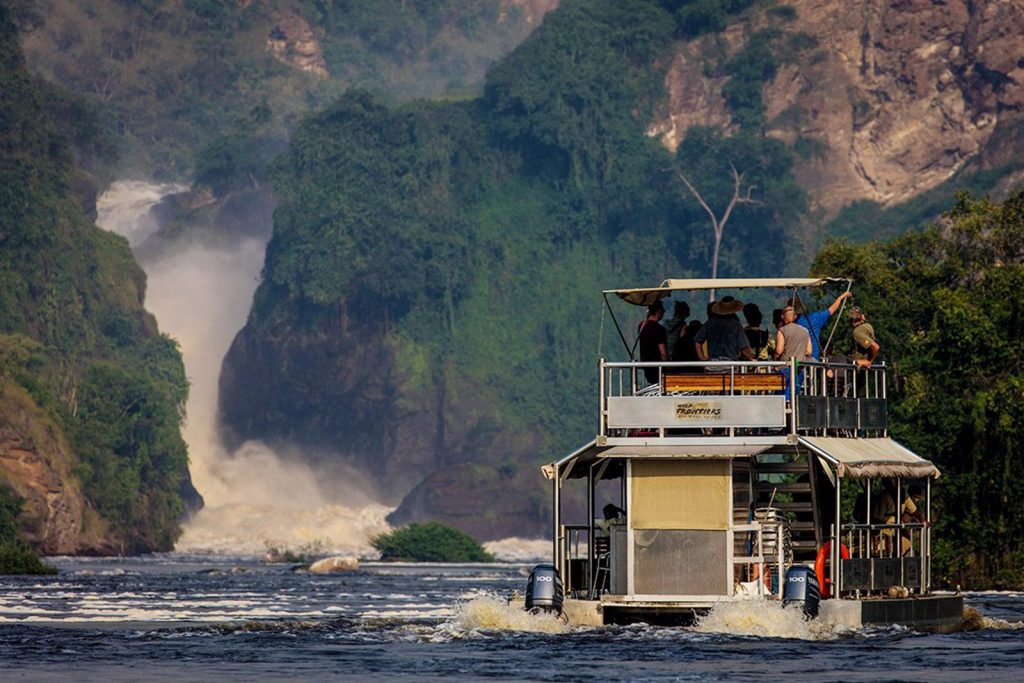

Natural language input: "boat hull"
[562,594,964,632]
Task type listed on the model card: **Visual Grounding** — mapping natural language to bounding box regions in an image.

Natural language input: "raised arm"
[828,290,853,316]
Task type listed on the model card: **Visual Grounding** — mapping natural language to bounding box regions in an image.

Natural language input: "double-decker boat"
[525,278,963,632]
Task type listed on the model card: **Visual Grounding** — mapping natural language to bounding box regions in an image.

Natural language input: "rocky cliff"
[0,382,113,555]
[651,0,1024,214]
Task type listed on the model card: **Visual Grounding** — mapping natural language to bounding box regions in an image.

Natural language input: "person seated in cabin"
[848,305,880,369]
[663,301,690,359]
[774,306,812,394]
[637,300,669,385]
[743,303,770,361]
[898,484,927,556]
[872,482,923,556]
[693,296,754,371]
[787,290,854,360]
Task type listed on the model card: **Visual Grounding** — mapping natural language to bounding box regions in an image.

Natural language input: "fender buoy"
[814,541,850,599]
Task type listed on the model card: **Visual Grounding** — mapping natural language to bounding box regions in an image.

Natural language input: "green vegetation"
[233,0,820,506]
[0,486,57,575]
[372,522,494,562]
[1,6,194,553]
[15,0,541,176]
[813,190,1024,588]
[670,0,761,38]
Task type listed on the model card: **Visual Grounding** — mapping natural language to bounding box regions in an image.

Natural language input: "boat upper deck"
[598,358,887,443]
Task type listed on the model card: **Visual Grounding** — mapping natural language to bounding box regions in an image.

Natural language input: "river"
[1,555,1023,681]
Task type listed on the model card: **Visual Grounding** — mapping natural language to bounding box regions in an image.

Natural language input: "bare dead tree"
[674,162,762,301]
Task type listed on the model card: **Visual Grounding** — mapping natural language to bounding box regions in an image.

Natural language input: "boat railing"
[838,521,930,595]
[599,359,888,438]
[732,521,788,599]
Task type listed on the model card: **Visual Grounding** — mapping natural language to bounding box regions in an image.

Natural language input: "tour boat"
[525,278,963,632]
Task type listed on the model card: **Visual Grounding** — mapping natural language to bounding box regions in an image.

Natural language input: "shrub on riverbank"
[372,522,494,562]
[0,487,56,575]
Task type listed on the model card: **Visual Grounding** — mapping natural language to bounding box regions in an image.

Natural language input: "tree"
[673,161,761,299]
[812,190,1024,588]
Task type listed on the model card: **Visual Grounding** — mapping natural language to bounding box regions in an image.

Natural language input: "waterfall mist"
[96,180,391,557]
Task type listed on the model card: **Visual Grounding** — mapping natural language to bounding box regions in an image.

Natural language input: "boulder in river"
[307,556,359,574]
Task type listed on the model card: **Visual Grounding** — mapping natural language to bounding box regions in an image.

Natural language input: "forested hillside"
[0,5,196,556]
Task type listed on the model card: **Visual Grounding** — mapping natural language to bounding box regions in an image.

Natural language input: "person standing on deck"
[742,303,770,360]
[849,306,880,369]
[787,290,853,360]
[637,300,669,384]
[774,306,812,363]
[694,296,754,367]
[663,301,690,359]
[774,306,811,395]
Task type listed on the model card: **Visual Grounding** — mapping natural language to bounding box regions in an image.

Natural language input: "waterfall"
[95,180,392,557]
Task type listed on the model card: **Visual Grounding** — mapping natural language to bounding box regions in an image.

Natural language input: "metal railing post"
[599,358,606,438]
[587,463,595,599]
[553,468,561,575]
[926,477,932,593]
[790,357,798,435]
[833,476,841,596]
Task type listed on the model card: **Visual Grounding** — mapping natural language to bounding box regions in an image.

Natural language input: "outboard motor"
[783,565,820,619]
[525,563,564,615]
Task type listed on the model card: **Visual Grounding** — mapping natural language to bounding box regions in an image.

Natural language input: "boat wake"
[448,593,570,634]
[693,600,841,640]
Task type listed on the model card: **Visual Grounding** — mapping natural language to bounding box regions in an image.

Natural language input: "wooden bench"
[664,373,785,394]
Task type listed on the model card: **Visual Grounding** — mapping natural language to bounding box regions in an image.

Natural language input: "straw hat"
[711,296,744,315]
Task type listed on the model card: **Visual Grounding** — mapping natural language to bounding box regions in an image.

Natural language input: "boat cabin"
[541,278,960,629]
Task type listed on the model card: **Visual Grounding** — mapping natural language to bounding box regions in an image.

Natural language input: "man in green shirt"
[849,306,880,368]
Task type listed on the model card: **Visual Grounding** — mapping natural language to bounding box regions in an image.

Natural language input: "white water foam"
[483,537,550,563]
[96,180,394,556]
[693,599,840,640]
[96,179,188,247]
[448,593,569,634]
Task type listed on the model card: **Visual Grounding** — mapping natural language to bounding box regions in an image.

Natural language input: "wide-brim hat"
[711,296,744,315]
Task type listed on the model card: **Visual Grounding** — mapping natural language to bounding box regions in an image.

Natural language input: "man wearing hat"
[694,296,754,365]
[849,306,880,369]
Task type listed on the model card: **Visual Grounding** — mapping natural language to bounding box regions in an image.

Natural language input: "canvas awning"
[606,278,846,306]
[799,436,940,480]
[542,441,769,481]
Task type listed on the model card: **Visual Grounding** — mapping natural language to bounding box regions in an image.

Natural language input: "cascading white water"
[95,179,546,561]
[95,180,392,557]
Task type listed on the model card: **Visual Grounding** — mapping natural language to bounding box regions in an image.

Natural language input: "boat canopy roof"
[606,277,849,306]
[543,441,770,480]
[799,436,940,480]
[544,437,939,481]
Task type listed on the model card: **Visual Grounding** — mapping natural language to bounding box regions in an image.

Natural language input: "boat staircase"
[751,454,820,563]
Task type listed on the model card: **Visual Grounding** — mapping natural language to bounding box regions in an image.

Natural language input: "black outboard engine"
[525,563,564,615]
[783,565,820,619]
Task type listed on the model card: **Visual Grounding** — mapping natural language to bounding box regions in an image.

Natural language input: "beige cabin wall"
[630,459,730,530]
